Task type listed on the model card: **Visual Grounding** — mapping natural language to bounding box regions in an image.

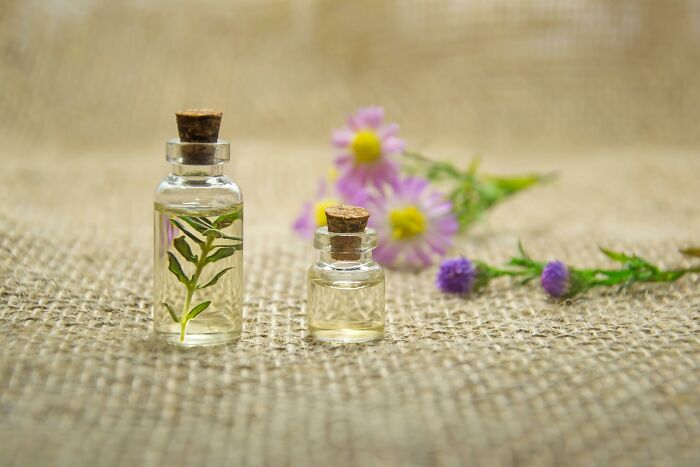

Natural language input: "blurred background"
[2,0,700,154]
[1,0,699,240]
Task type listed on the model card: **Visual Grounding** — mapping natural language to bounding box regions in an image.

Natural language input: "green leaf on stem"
[214,210,242,229]
[202,228,224,238]
[198,267,234,289]
[649,270,688,282]
[466,158,481,176]
[180,216,213,233]
[482,173,552,193]
[186,301,211,321]
[517,240,530,259]
[599,247,635,264]
[170,219,203,244]
[202,228,242,241]
[211,242,243,249]
[518,276,537,285]
[206,247,238,263]
[173,236,197,263]
[403,150,553,231]
[680,247,700,258]
[167,252,190,286]
[162,302,179,323]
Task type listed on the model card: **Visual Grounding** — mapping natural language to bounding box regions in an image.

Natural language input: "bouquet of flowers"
[293,107,551,270]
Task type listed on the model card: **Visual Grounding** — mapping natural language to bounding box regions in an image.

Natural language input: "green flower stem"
[165,212,241,343]
[179,236,214,342]
[403,151,554,230]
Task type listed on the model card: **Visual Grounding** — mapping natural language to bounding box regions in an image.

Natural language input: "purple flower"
[292,175,368,239]
[333,106,405,189]
[541,260,570,297]
[436,257,477,294]
[365,176,458,269]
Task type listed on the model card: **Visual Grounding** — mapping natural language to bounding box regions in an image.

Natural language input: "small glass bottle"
[153,109,243,346]
[307,205,385,342]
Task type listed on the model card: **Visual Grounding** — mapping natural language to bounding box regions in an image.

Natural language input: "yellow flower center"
[314,199,340,227]
[389,206,426,240]
[351,130,382,164]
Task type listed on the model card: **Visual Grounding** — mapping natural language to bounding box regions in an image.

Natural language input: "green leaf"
[466,157,481,176]
[173,236,197,263]
[518,276,537,286]
[599,247,635,264]
[202,228,224,238]
[517,240,530,259]
[186,301,211,321]
[162,302,179,323]
[204,230,242,242]
[680,247,700,258]
[198,267,233,289]
[169,219,203,244]
[484,173,552,194]
[180,216,212,233]
[206,247,238,263]
[214,210,242,229]
[211,242,243,249]
[651,270,688,282]
[167,252,190,286]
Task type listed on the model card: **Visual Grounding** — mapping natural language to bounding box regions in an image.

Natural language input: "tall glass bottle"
[307,205,385,342]
[153,110,243,346]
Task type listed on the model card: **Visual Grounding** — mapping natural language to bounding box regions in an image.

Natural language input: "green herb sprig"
[403,152,554,230]
[162,211,242,342]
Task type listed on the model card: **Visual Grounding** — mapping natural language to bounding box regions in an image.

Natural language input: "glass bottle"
[153,110,243,346]
[307,207,385,342]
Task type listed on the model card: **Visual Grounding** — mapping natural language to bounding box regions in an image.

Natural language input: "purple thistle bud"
[541,260,570,297]
[436,257,477,294]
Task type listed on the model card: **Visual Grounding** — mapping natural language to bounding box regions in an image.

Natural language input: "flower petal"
[379,122,399,139]
[374,242,401,267]
[332,129,354,148]
[355,106,384,129]
[382,136,405,154]
[334,154,353,168]
[292,203,315,239]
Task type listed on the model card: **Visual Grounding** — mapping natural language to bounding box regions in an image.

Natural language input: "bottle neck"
[319,250,374,266]
[172,163,224,177]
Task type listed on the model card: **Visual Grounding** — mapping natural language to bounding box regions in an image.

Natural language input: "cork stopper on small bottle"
[174,109,223,163]
[325,205,370,260]
[176,109,223,143]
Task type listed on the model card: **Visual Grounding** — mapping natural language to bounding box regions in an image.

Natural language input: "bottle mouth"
[166,138,230,165]
[314,227,378,253]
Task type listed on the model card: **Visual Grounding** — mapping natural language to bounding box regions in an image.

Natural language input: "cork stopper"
[175,109,223,143]
[174,109,222,163]
[325,205,370,260]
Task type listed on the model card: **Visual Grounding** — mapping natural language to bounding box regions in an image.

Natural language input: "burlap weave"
[2,1,700,466]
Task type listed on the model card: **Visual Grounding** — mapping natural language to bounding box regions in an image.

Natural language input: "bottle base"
[156,330,241,347]
[308,325,384,343]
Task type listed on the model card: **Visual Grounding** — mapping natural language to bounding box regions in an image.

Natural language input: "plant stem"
[179,236,214,342]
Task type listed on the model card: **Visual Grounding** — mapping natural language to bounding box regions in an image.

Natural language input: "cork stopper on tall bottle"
[325,205,370,260]
[175,109,223,163]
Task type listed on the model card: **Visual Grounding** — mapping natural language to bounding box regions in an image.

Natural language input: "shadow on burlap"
[1,1,700,466]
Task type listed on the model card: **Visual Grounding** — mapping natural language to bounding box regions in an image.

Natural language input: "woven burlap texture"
[1,146,699,467]
[2,1,700,466]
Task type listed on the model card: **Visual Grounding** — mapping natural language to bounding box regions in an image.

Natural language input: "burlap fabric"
[2,1,700,466]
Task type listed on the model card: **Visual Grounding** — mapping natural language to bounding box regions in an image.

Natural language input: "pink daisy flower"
[366,176,458,269]
[292,175,368,240]
[333,106,405,190]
